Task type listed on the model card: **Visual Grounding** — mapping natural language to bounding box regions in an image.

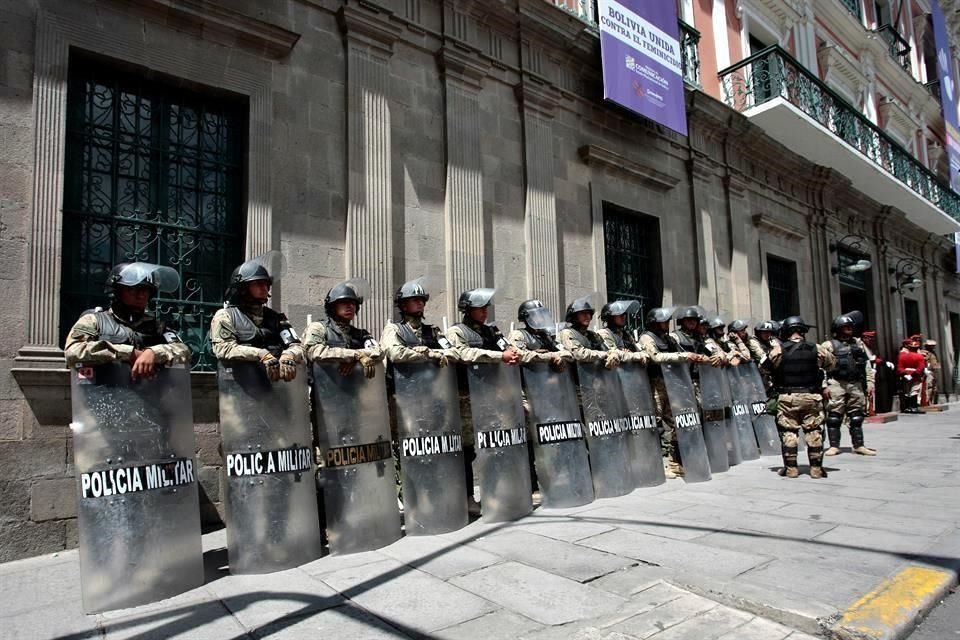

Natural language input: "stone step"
[866,412,899,424]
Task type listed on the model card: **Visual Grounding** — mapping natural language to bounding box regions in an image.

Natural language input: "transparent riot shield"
[392,362,468,535]
[616,364,666,488]
[727,366,760,461]
[722,370,744,467]
[745,363,781,456]
[576,361,635,498]
[466,364,532,523]
[521,363,594,508]
[71,362,202,613]
[697,365,731,474]
[218,361,321,573]
[660,362,711,483]
[312,361,401,554]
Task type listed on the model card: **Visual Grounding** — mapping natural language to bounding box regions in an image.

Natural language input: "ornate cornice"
[437,44,490,90]
[515,76,561,118]
[753,213,806,240]
[579,145,681,191]
[338,3,402,53]
[121,0,300,58]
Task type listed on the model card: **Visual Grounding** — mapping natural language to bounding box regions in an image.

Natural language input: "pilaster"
[517,78,562,314]
[438,45,490,319]
[339,5,401,327]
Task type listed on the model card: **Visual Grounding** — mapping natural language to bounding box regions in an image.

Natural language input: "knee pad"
[825,412,843,428]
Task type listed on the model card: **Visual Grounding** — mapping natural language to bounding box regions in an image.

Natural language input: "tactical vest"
[393,321,444,349]
[775,341,821,392]
[453,322,504,351]
[567,327,607,351]
[672,330,698,353]
[323,319,375,349]
[641,330,677,379]
[517,328,560,352]
[830,339,866,382]
[225,306,296,354]
[90,309,166,348]
[607,328,640,352]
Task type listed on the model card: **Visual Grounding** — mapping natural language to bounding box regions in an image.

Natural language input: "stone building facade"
[1,0,959,560]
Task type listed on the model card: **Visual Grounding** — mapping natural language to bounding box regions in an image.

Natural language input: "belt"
[779,387,820,394]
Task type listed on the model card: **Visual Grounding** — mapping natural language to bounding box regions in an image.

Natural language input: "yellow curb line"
[832,565,957,640]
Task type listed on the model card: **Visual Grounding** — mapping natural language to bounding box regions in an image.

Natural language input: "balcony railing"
[550,0,596,24]
[680,21,702,88]
[926,79,942,104]
[719,45,960,222]
[875,24,912,73]
[838,0,862,20]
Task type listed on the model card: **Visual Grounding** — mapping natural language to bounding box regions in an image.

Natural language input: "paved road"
[909,588,960,638]
[1,407,958,639]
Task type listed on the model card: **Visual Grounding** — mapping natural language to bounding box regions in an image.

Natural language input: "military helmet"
[225,251,285,302]
[324,280,367,315]
[518,299,545,323]
[831,314,856,333]
[755,320,777,334]
[601,299,640,322]
[565,295,595,323]
[519,300,555,330]
[457,288,495,313]
[780,316,812,337]
[728,319,749,332]
[676,306,702,321]
[105,262,180,295]
[645,307,673,326]
[708,316,726,331]
[394,277,430,308]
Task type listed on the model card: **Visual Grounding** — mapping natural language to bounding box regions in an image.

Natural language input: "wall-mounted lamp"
[888,257,922,293]
[829,234,872,275]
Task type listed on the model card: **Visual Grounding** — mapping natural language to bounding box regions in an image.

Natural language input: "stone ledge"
[866,412,899,424]
[578,145,681,191]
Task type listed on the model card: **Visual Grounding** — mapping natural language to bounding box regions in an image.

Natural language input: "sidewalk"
[2,410,958,640]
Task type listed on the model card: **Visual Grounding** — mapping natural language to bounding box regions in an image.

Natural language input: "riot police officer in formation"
[68,252,900,609]
[640,308,709,478]
[768,317,836,478]
[821,314,876,456]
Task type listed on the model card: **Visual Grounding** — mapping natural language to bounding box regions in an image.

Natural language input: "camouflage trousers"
[825,379,866,416]
[776,392,825,468]
[652,377,679,463]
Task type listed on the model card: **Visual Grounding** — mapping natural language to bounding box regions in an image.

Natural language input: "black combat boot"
[824,412,843,456]
[849,413,876,455]
[808,445,827,478]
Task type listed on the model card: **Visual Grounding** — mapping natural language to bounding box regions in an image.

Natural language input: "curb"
[830,565,958,640]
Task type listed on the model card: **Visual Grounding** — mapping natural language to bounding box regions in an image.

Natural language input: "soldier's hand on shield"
[412,345,431,356]
[502,347,522,365]
[689,353,708,364]
[821,387,831,399]
[431,350,450,368]
[131,348,157,380]
[708,354,724,367]
[604,350,621,369]
[260,351,281,382]
[279,350,298,381]
[358,353,377,379]
[549,353,567,371]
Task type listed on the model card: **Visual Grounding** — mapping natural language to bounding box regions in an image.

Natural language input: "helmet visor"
[238,250,287,283]
[465,287,496,309]
[525,307,556,330]
[117,262,180,293]
[606,299,640,318]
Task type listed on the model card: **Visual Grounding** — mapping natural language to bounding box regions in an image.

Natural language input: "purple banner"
[931,1,960,270]
[597,0,687,136]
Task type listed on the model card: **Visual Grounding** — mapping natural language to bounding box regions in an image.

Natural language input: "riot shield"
[71,362,202,613]
[392,362,468,535]
[697,365,731,474]
[616,364,665,487]
[727,366,760,461]
[312,361,401,554]
[521,363,594,508]
[660,362,711,482]
[466,364,532,523]
[745,363,780,456]
[577,361,635,498]
[219,361,321,573]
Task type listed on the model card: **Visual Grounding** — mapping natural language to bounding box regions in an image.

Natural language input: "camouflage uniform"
[597,327,650,365]
[65,307,190,367]
[210,303,304,363]
[303,319,382,364]
[769,338,835,475]
[820,336,874,455]
[446,319,512,447]
[639,331,695,465]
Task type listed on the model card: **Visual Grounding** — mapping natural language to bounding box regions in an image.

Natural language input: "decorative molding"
[817,43,866,99]
[724,173,749,199]
[437,45,490,91]
[18,8,273,363]
[337,4,402,54]
[121,0,300,59]
[522,102,561,316]
[514,77,561,118]
[578,145,681,192]
[753,213,806,240]
[878,96,919,145]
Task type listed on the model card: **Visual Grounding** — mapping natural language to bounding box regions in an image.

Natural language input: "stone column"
[688,154,719,310]
[517,80,562,315]
[339,6,400,329]
[438,47,489,319]
[724,171,753,319]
